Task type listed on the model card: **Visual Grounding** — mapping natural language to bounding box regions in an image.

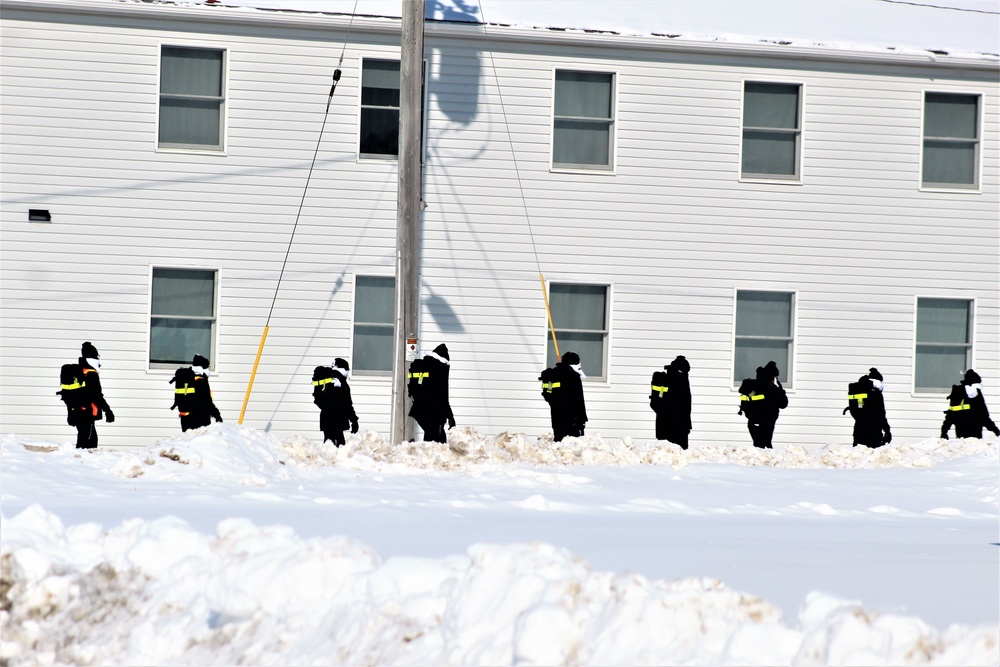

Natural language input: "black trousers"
[416,418,447,443]
[76,420,98,449]
[180,413,212,432]
[323,429,346,446]
[655,415,689,449]
[853,424,883,448]
[748,421,775,449]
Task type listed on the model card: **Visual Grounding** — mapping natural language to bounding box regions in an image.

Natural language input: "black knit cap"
[671,355,690,373]
[81,342,99,359]
[192,354,210,368]
[432,344,450,360]
[964,369,982,385]
[763,360,779,377]
[561,351,580,365]
[868,367,883,382]
[334,357,350,371]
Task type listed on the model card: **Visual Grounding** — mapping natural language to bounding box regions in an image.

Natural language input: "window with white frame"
[353,276,395,373]
[158,46,225,150]
[553,70,615,170]
[922,93,980,189]
[915,298,972,392]
[741,82,801,179]
[734,291,794,385]
[150,268,217,366]
[360,59,402,158]
[546,283,609,379]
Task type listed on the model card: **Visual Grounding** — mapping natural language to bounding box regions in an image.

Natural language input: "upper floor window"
[553,70,615,170]
[150,267,218,367]
[546,283,609,379]
[922,93,980,189]
[915,298,973,392]
[360,59,401,158]
[353,276,395,374]
[741,82,801,180]
[159,46,225,151]
[734,290,794,386]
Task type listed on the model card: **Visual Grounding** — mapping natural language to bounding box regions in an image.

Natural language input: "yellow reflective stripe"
[740,394,764,401]
[61,381,84,390]
[407,372,429,379]
[175,384,195,395]
[651,385,668,397]
[848,393,868,400]
[949,403,970,411]
[312,377,335,387]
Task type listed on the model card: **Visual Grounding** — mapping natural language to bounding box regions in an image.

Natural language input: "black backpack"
[407,357,429,399]
[737,377,764,419]
[649,370,669,412]
[312,365,339,408]
[539,366,559,404]
[171,366,198,413]
[844,378,871,420]
[58,363,89,410]
[945,384,969,415]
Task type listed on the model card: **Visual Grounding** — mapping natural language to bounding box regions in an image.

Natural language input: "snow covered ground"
[2,426,998,665]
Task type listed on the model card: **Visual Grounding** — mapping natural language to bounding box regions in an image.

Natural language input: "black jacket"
[942,383,1000,438]
[79,357,111,421]
[408,352,454,426]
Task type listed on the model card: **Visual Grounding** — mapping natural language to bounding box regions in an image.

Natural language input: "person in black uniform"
[541,351,588,442]
[738,360,787,449]
[71,342,114,449]
[408,343,455,443]
[314,357,359,446]
[169,354,222,432]
[650,355,692,448]
[844,367,891,448]
[941,369,1000,440]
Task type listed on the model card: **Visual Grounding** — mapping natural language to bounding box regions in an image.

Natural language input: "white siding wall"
[2,2,997,448]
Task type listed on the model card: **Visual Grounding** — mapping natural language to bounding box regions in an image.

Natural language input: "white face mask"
[192,365,209,377]
[870,378,884,392]
[570,363,586,379]
[86,358,100,371]
[965,383,983,399]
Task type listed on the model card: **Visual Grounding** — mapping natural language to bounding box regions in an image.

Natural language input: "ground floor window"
[546,283,609,380]
[734,290,794,385]
[353,275,395,374]
[915,297,972,392]
[149,267,217,366]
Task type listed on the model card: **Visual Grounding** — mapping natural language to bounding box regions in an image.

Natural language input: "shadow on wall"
[430,0,481,125]
[425,287,466,333]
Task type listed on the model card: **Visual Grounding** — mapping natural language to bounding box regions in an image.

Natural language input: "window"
[734,291,794,385]
[922,93,980,188]
[741,82,801,179]
[360,59,401,158]
[353,276,395,373]
[158,46,225,150]
[553,70,615,170]
[150,268,217,366]
[915,298,972,392]
[546,283,609,379]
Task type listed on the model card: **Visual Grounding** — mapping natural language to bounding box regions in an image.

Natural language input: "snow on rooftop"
[173,0,1000,59]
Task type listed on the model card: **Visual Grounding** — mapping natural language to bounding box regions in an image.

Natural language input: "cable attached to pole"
[239,2,360,424]
[480,5,561,361]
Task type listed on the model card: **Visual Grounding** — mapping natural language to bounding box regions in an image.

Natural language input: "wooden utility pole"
[391,0,424,445]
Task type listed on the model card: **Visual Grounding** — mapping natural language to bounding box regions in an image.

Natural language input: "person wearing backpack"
[649,355,692,448]
[737,360,787,449]
[313,357,359,446]
[57,342,114,449]
[407,344,455,443]
[843,367,891,448]
[541,351,588,442]
[941,369,1000,440]
[169,354,222,431]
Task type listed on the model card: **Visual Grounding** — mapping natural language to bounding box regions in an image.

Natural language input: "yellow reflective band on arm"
[61,381,84,391]
[740,394,764,401]
[949,403,970,411]
[651,385,668,397]
[175,385,195,395]
[313,377,335,387]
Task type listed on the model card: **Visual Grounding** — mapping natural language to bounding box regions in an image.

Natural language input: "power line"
[877,0,1000,15]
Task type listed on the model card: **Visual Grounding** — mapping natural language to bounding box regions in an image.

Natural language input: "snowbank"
[2,505,996,667]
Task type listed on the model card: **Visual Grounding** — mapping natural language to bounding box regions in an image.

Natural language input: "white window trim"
[738,79,805,185]
[917,89,983,194]
[730,287,798,390]
[350,272,396,378]
[145,264,221,374]
[155,42,229,155]
[549,67,619,175]
[356,55,429,164]
[910,295,976,396]
[543,280,613,384]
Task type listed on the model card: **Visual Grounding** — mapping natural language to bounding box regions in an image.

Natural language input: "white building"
[1,0,997,447]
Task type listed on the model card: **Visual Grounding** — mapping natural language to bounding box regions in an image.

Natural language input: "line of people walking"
[57,341,999,449]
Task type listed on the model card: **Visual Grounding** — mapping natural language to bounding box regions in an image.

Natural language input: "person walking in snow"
[737,360,787,449]
[540,351,588,442]
[312,357,359,446]
[843,367,891,448]
[169,354,222,432]
[650,355,692,448]
[941,369,1000,440]
[408,343,455,443]
[59,341,114,449]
